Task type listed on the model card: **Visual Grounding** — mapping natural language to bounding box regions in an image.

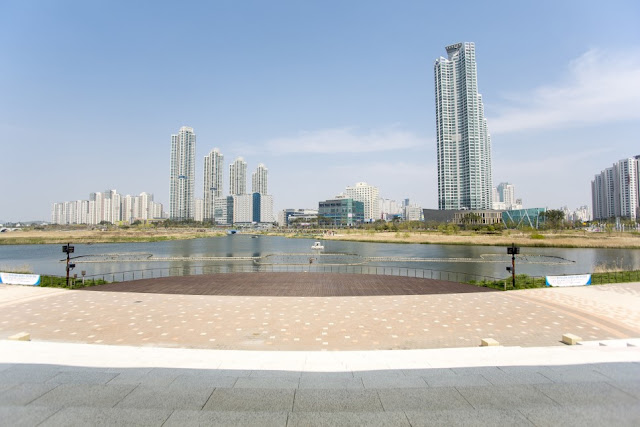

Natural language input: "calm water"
[1,235,638,279]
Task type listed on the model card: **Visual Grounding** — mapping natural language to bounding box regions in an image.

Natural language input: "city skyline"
[1,1,639,222]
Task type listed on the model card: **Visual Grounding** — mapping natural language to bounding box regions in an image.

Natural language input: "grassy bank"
[2,227,640,249]
[468,270,640,291]
[0,229,226,245]
[38,275,109,289]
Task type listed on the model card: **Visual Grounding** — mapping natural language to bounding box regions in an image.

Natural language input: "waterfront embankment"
[1,228,639,249]
[269,230,640,249]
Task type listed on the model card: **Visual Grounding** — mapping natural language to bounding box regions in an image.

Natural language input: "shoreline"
[1,228,639,249]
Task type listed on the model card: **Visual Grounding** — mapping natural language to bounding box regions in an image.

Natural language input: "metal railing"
[72,264,504,286]
[41,266,640,290]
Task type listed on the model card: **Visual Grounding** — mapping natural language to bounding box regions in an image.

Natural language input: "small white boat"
[311,241,324,250]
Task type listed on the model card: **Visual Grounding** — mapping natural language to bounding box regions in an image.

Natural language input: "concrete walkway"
[1,282,639,425]
[1,340,639,426]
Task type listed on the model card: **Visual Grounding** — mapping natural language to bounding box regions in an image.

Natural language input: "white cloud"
[489,48,640,134]
[265,126,428,154]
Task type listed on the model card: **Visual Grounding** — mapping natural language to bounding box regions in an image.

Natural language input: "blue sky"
[1,1,639,222]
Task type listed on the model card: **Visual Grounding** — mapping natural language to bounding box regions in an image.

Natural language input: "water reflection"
[0,235,638,279]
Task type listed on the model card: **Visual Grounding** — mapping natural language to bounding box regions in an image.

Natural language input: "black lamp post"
[506,243,520,289]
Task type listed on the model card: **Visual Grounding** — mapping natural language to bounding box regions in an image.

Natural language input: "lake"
[1,235,638,280]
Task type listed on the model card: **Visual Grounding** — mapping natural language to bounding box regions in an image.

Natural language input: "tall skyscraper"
[252,163,268,195]
[229,157,247,196]
[169,126,196,220]
[434,42,493,210]
[203,148,224,221]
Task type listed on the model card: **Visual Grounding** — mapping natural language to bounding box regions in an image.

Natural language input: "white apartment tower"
[252,163,268,195]
[203,148,224,221]
[229,157,247,196]
[345,182,380,222]
[434,42,493,210]
[170,126,196,220]
[593,156,640,220]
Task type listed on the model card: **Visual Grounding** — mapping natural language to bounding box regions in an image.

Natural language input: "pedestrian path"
[0,340,638,426]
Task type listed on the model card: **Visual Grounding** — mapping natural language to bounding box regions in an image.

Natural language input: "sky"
[1,0,639,222]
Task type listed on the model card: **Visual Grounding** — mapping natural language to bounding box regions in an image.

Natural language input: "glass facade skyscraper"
[434,42,492,210]
[169,126,196,220]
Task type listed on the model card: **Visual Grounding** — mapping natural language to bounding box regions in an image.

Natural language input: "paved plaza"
[0,275,639,425]
[0,274,639,350]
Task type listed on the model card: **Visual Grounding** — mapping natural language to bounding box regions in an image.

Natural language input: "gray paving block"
[520,403,640,426]
[592,362,640,381]
[353,370,406,379]
[116,384,214,410]
[609,379,640,399]
[46,371,118,385]
[377,387,472,411]
[402,368,456,378]
[540,365,610,383]
[210,369,253,377]
[109,367,182,387]
[405,408,534,426]
[234,376,300,389]
[249,369,302,378]
[0,363,16,373]
[482,370,553,386]
[534,382,639,406]
[170,374,238,388]
[0,365,61,383]
[28,384,136,408]
[456,385,558,410]
[301,372,354,380]
[0,405,60,427]
[38,406,173,426]
[425,374,491,388]
[362,375,427,389]
[299,377,364,389]
[202,388,295,412]
[293,389,384,412]
[496,366,551,376]
[164,410,288,427]
[452,366,504,376]
[104,368,154,385]
[288,411,410,426]
[0,383,58,405]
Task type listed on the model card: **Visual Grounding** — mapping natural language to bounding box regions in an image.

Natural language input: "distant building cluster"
[492,183,523,211]
[51,190,164,225]
[592,155,640,220]
[278,182,423,227]
[561,205,591,223]
[169,126,274,226]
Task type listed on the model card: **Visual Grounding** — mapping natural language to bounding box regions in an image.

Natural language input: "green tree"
[539,210,565,230]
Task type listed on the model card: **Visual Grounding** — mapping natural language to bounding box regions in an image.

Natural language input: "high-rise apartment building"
[434,42,492,210]
[592,156,640,220]
[345,182,380,222]
[203,148,224,221]
[229,157,247,196]
[252,163,268,195]
[170,126,196,220]
[52,191,163,225]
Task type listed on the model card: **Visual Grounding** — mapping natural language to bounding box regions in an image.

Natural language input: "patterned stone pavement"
[1,275,638,350]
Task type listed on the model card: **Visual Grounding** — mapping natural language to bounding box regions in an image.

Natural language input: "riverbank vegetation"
[0,224,225,245]
[468,270,640,291]
[1,219,639,249]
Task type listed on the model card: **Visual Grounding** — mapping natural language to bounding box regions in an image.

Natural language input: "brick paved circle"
[79,273,498,297]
